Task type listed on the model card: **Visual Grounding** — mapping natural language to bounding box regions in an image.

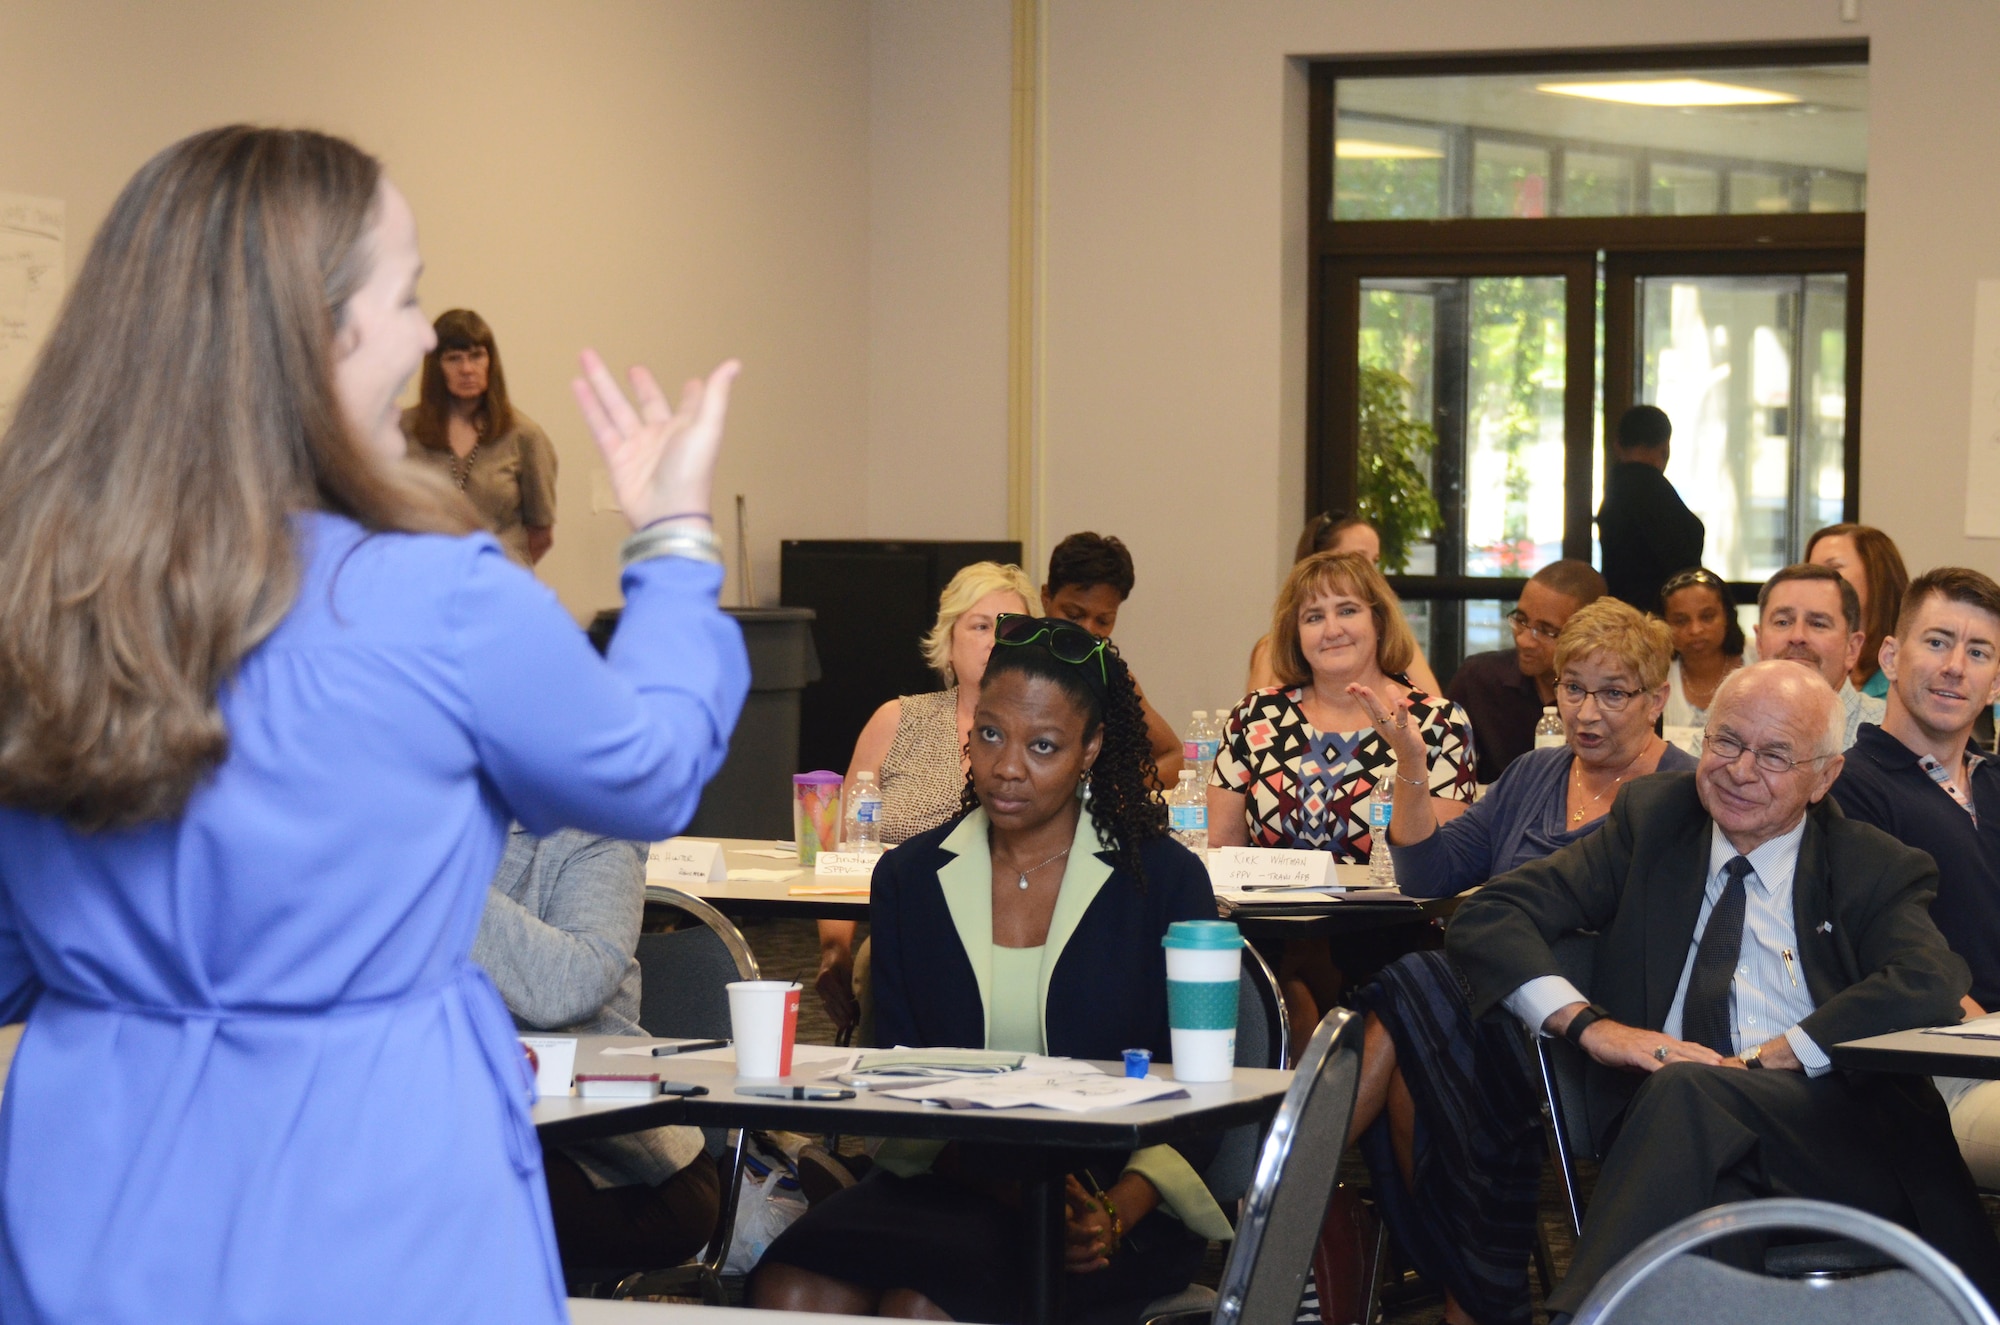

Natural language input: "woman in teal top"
[751,617,1226,1323]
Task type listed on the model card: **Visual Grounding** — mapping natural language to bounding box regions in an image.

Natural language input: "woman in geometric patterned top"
[1209,550,1476,1049]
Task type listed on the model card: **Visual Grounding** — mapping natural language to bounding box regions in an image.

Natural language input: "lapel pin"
[1816,920,1833,934]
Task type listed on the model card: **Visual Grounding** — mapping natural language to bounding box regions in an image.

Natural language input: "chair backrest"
[1572,1198,1999,1325]
[635,887,760,1041]
[1213,1007,1364,1325]
[1201,948,1295,1208]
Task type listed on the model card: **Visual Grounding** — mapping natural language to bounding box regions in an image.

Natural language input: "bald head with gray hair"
[1710,660,1847,759]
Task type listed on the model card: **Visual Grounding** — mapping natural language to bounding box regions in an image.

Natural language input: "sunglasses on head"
[1661,568,1727,596]
[993,613,1110,687]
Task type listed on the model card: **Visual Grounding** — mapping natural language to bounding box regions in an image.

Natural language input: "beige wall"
[7,0,1999,749]
[1034,0,2000,729]
[0,0,875,618]
[866,0,1013,542]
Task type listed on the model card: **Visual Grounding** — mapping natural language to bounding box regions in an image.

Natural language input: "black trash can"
[586,605,820,840]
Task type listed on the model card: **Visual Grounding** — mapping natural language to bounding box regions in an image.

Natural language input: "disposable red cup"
[727,980,802,1079]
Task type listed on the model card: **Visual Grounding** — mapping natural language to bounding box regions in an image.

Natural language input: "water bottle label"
[1169,805,1207,831]
[1182,740,1200,762]
[1369,799,1393,830]
[1196,738,1221,764]
[855,801,880,823]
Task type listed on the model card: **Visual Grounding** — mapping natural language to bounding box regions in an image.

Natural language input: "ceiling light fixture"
[1535,78,1800,108]
[1335,138,1444,160]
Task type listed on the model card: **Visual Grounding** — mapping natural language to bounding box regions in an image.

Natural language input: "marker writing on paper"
[652,1039,729,1057]
[734,1085,856,1101]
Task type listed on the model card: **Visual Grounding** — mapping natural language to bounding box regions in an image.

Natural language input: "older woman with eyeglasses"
[1337,600,1694,1325]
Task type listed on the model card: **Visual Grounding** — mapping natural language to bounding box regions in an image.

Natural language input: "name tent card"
[1205,846,1332,891]
[648,838,728,883]
[813,851,879,879]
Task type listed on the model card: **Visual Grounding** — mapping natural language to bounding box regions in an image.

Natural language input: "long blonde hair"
[0,126,475,830]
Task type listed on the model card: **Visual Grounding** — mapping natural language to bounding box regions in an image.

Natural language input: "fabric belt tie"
[1682,854,1752,1056]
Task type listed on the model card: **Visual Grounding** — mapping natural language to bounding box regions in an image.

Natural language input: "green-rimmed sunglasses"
[993,613,1110,687]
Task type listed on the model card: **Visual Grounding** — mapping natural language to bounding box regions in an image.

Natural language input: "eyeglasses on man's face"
[1702,729,1829,776]
[1556,681,1639,712]
[1509,610,1562,643]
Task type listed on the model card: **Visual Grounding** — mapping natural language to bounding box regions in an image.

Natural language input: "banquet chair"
[567,886,760,1303]
[1144,1006,1364,1325]
[1569,1198,1998,1325]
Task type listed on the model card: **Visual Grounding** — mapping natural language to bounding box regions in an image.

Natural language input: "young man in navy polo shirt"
[1829,565,2000,1184]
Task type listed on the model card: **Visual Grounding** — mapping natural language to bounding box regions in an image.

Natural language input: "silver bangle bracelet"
[620,526,723,568]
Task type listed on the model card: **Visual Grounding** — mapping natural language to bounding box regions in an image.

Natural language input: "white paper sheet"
[882,1065,1188,1112]
[729,868,802,882]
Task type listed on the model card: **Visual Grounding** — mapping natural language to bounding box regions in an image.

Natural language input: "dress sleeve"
[1390,760,1513,899]
[517,424,558,529]
[1422,699,1479,802]
[0,884,41,1025]
[1210,696,1256,792]
[449,541,749,841]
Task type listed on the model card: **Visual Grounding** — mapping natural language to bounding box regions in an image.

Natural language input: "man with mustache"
[1755,561,1885,750]
[1829,567,2000,1187]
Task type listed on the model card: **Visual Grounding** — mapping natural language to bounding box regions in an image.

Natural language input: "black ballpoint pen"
[652,1039,729,1057]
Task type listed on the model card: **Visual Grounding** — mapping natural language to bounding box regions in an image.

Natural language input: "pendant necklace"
[1569,742,1654,823]
[1007,844,1072,890]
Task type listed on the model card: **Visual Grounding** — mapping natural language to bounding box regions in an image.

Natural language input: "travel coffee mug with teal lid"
[1162,919,1242,1082]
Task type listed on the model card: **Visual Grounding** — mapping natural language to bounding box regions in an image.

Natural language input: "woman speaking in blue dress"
[0,127,746,1322]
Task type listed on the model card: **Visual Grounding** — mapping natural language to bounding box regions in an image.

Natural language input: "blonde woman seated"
[814,561,1035,1034]
[1338,601,1692,1325]
[1210,550,1476,1049]
[1245,513,1440,695]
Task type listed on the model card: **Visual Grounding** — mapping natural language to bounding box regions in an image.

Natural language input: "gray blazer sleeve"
[472,832,643,1030]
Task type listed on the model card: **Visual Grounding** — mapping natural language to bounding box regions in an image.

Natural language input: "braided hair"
[958,630,1167,887]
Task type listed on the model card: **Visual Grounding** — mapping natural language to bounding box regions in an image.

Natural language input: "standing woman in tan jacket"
[403,308,559,565]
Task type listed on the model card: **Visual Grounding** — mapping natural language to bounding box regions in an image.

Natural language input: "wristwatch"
[1564,1003,1613,1047]
[1741,1044,1766,1069]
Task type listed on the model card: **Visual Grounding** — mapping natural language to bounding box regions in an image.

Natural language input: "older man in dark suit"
[1448,660,2000,1313]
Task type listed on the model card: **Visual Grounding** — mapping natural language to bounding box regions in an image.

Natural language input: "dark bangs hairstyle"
[0,125,476,831]
[1046,531,1135,600]
[959,631,1167,887]
[408,308,515,452]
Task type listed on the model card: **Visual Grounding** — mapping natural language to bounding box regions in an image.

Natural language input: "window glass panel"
[1334,63,1865,221]
[1638,274,1848,583]
[1563,151,1635,217]
[1651,164,1721,215]
[1729,170,1794,214]
[1473,140,1551,218]
[1333,114,1448,220]
[1465,277,1566,576]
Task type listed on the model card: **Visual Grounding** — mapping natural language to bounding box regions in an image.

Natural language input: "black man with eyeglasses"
[1448,659,1999,1315]
[1446,559,1606,784]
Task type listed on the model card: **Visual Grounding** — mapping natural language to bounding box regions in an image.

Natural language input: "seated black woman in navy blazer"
[750,616,1226,1324]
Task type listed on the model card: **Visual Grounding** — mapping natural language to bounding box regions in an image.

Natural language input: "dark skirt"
[757,1167,1209,1325]
[1353,951,1545,1325]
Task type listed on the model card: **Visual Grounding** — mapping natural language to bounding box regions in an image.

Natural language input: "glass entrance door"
[1633,273,1849,582]
[1357,273,1571,673]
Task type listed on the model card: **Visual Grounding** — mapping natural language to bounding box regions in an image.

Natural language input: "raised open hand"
[570,349,740,531]
[1347,682,1427,769]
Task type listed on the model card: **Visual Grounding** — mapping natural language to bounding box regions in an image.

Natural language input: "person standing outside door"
[1598,404,1703,612]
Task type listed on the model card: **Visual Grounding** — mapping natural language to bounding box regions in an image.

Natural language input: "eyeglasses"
[1556,681,1639,712]
[994,613,1110,686]
[1508,611,1562,643]
[1702,730,1831,776]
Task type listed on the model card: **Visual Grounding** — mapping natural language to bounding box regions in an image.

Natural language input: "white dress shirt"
[1503,816,1830,1075]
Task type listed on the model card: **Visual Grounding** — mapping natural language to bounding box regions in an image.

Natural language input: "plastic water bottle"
[1367,777,1396,887]
[1196,711,1223,770]
[1534,705,1565,750]
[845,771,884,854]
[1168,770,1209,852]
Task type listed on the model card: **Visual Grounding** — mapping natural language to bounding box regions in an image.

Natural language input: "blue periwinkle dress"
[0,513,748,1323]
